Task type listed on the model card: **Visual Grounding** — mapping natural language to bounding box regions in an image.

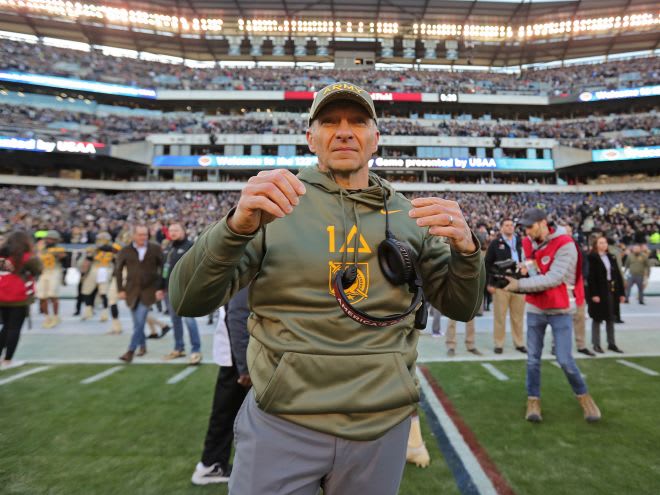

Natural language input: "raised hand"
[409,197,477,254]
[228,169,307,235]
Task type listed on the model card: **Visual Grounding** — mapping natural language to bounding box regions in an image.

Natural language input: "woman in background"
[587,235,625,354]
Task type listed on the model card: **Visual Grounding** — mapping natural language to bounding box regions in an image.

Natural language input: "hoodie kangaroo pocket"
[255,351,419,415]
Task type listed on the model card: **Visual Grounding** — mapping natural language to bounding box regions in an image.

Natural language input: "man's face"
[169,224,184,241]
[133,227,148,247]
[501,220,514,236]
[525,220,545,242]
[306,102,379,175]
[632,245,641,254]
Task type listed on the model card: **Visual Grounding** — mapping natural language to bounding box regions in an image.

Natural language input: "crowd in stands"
[1,186,657,248]
[0,104,204,144]
[1,101,657,149]
[0,37,658,95]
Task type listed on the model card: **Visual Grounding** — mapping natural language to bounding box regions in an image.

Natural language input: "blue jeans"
[526,312,587,398]
[128,302,150,352]
[166,296,201,353]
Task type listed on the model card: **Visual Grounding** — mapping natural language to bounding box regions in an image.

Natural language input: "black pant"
[0,306,27,360]
[201,365,249,467]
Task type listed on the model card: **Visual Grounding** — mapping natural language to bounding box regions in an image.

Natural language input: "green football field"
[1,358,659,494]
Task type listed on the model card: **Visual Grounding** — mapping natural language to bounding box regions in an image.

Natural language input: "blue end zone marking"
[419,391,481,495]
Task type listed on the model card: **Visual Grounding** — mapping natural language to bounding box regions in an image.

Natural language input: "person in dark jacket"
[587,235,625,354]
[485,219,526,354]
[115,225,164,363]
[0,231,42,370]
[191,286,251,485]
[161,222,202,365]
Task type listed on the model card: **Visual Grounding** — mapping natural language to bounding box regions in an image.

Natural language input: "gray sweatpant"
[229,391,411,495]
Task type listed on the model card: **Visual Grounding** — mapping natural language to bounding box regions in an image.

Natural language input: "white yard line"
[80,366,124,384]
[617,359,659,377]
[481,363,509,381]
[166,366,198,384]
[417,369,498,495]
[0,366,51,386]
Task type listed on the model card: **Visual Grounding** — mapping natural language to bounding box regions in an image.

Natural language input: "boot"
[119,350,134,363]
[525,397,542,423]
[577,393,601,422]
[42,315,56,329]
[108,319,122,335]
[81,305,93,321]
[406,415,430,468]
[99,309,109,322]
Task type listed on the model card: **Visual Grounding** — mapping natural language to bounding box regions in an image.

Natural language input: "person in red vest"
[504,208,601,424]
[522,223,596,357]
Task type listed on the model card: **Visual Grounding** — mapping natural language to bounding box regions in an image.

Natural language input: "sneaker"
[163,350,186,360]
[147,333,159,339]
[607,345,624,353]
[189,352,202,365]
[615,319,625,324]
[494,347,503,354]
[525,397,542,423]
[1,360,26,370]
[578,348,597,357]
[515,346,527,354]
[42,315,56,329]
[576,393,601,422]
[191,462,231,485]
[468,348,483,356]
[447,348,455,357]
[136,346,147,357]
[160,325,171,338]
[593,345,604,354]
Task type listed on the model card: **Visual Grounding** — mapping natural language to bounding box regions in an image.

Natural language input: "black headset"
[331,192,428,329]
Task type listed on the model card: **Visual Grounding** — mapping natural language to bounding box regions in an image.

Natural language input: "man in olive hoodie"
[170,82,485,495]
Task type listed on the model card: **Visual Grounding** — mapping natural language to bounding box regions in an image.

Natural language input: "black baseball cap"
[518,208,547,227]
[308,82,377,127]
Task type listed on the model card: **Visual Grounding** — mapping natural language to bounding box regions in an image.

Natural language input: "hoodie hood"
[297,166,393,209]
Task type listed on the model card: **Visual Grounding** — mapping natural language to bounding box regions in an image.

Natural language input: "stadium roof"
[0,0,658,67]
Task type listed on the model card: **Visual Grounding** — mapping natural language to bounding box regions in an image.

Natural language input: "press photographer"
[485,218,527,354]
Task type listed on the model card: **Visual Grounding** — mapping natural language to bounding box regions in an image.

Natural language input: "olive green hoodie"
[170,166,485,440]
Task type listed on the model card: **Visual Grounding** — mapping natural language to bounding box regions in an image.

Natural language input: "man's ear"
[306,127,316,153]
[371,127,380,155]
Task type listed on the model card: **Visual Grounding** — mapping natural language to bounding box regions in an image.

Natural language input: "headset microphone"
[332,191,427,329]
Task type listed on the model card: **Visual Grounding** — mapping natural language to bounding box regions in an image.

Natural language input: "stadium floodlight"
[0,0,223,33]
[413,13,659,41]
[238,18,397,35]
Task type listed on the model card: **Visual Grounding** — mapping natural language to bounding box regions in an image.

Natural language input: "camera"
[491,259,527,289]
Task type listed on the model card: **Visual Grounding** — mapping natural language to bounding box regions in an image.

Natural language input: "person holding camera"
[485,218,526,354]
[170,82,485,495]
[587,235,625,354]
[504,208,600,424]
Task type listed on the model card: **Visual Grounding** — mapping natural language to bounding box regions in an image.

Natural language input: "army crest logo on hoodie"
[328,262,370,303]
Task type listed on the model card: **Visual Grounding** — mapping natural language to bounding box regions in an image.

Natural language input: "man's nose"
[335,119,354,138]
